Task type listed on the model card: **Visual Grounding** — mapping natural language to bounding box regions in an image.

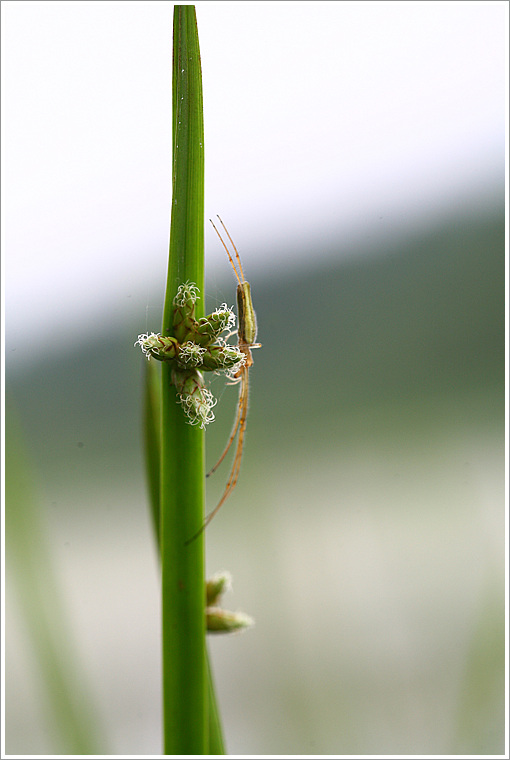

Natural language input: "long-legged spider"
[203,216,260,532]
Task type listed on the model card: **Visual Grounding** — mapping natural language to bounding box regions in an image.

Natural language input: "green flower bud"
[176,341,207,369]
[201,344,246,372]
[206,607,254,634]
[173,282,200,343]
[206,571,232,606]
[193,304,236,346]
[171,367,216,428]
[135,333,179,362]
[173,281,200,309]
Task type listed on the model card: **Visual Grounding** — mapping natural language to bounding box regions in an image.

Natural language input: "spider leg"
[185,373,249,545]
[207,368,244,476]
[201,373,249,529]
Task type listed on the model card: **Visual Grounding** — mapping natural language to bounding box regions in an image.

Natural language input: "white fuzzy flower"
[178,386,217,428]
[178,341,207,368]
[134,332,162,360]
[173,281,200,308]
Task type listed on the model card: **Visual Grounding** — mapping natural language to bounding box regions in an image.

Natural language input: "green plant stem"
[160,6,207,754]
[144,361,226,754]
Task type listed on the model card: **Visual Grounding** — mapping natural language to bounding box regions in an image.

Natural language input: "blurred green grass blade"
[160,6,209,754]
[6,408,106,754]
[207,654,226,753]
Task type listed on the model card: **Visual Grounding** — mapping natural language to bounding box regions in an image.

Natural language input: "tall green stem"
[161,6,207,753]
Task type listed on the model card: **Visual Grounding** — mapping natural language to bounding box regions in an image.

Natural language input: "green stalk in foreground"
[144,357,226,755]
[139,7,250,752]
[160,6,207,754]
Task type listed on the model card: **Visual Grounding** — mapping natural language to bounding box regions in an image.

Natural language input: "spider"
[202,216,260,533]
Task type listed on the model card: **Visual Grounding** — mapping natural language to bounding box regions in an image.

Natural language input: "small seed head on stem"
[177,341,207,368]
[135,333,179,362]
[206,571,233,606]
[171,368,217,428]
[201,344,245,372]
[173,282,200,343]
[206,607,254,634]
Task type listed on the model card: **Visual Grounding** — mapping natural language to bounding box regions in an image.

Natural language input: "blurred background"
[3,1,506,755]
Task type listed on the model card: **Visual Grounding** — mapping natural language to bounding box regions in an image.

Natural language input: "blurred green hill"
[255,210,504,409]
[7,205,504,477]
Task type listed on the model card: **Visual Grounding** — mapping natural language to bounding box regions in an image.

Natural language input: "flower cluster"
[135,283,243,428]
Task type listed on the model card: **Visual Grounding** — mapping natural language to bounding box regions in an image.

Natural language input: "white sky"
[1,1,507,349]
